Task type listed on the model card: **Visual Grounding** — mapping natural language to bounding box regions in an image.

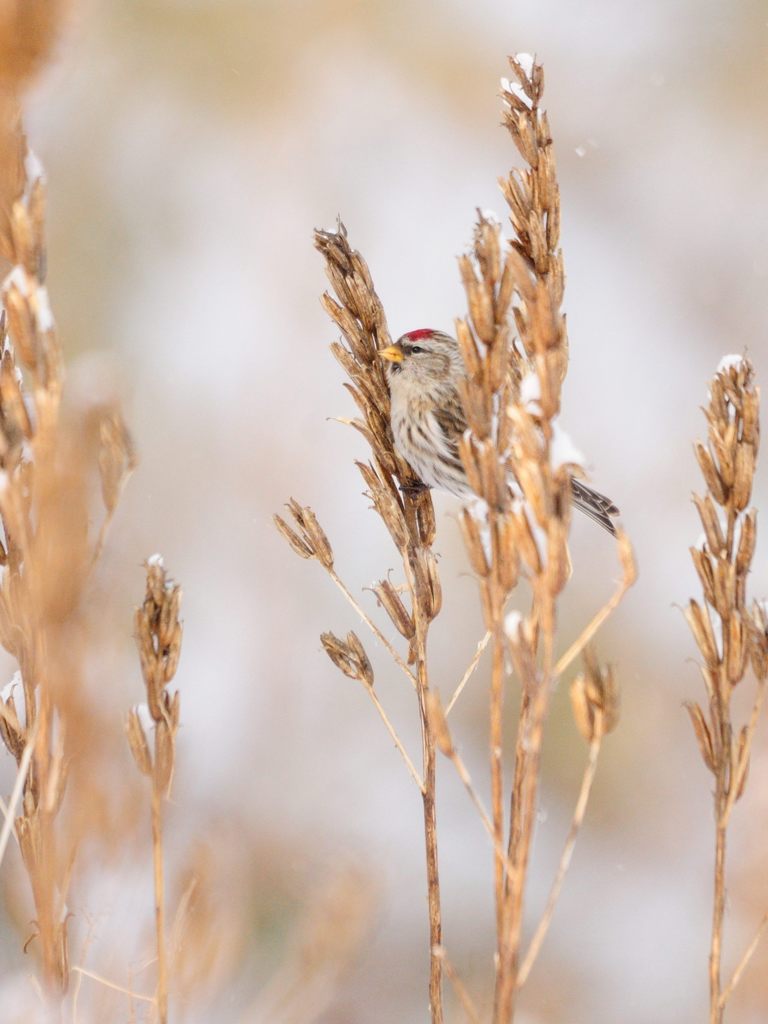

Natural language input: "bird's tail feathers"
[570,479,619,536]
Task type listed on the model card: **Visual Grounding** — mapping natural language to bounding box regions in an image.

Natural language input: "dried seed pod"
[692,494,726,556]
[748,602,768,680]
[690,547,716,608]
[424,550,442,621]
[154,716,177,796]
[373,579,414,639]
[346,631,374,687]
[455,318,482,378]
[126,708,152,775]
[685,702,717,772]
[98,405,136,513]
[496,514,520,592]
[695,443,727,505]
[414,489,436,548]
[735,509,757,577]
[570,649,620,742]
[685,599,720,670]
[726,614,747,685]
[321,630,373,687]
[0,694,24,761]
[510,506,541,575]
[732,442,755,511]
[275,499,334,570]
[733,726,750,802]
[457,433,484,498]
[3,278,37,370]
[460,507,490,577]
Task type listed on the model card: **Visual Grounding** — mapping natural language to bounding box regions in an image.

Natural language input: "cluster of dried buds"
[276,226,441,691]
[128,557,182,796]
[686,357,766,796]
[455,57,574,611]
[313,224,435,552]
[274,498,334,570]
[321,631,373,688]
[569,648,619,744]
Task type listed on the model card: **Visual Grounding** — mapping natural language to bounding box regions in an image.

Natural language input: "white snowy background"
[0,1,767,1021]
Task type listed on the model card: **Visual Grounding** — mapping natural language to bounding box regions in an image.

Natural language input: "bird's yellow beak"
[379,345,403,364]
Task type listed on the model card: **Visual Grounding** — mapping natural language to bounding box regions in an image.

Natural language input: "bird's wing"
[432,396,468,467]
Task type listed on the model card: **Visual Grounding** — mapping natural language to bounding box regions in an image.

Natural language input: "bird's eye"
[410,346,424,354]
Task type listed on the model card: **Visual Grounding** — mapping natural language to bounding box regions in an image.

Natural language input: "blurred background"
[0,0,766,1020]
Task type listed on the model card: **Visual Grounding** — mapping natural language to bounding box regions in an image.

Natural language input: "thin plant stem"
[151,780,168,1024]
[490,623,505,951]
[710,792,726,1024]
[718,912,768,1010]
[448,747,515,880]
[554,547,636,679]
[446,630,491,716]
[496,589,556,1024]
[366,685,425,792]
[70,966,156,1005]
[438,949,481,1024]
[416,646,443,1023]
[517,735,602,987]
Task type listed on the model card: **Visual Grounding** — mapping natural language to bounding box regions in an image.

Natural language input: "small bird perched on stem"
[380,328,619,534]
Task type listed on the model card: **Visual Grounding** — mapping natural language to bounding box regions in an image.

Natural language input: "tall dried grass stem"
[516,736,601,987]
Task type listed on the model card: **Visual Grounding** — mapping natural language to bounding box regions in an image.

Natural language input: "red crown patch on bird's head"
[403,329,434,342]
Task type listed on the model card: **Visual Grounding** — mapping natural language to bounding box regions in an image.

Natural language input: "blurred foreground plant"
[277,54,636,1024]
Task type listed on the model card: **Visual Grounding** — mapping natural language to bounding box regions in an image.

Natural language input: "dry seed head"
[10,198,37,276]
[460,507,490,577]
[510,506,542,575]
[455,317,482,379]
[3,278,37,371]
[0,693,24,760]
[570,649,619,742]
[97,405,136,513]
[725,613,748,685]
[136,558,183,721]
[321,630,374,687]
[126,707,152,775]
[154,714,177,795]
[733,725,750,802]
[685,599,720,670]
[692,494,726,556]
[748,601,768,680]
[506,615,537,684]
[372,579,415,639]
[735,509,757,576]
[690,546,716,608]
[685,702,717,772]
[423,550,442,620]
[274,498,334,570]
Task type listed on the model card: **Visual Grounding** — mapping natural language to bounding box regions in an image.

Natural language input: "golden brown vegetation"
[0,19,765,1023]
[277,56,638,1023]
[685,356,768,1024]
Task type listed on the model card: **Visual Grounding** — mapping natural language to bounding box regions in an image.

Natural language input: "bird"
[378,328,619,535]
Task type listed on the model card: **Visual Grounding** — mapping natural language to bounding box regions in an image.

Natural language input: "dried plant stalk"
[129,555,183,1024]
[276,225,445,1020]
[277,55,636,1024]
[684,356,768,1023]
[451,57,632,1023]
